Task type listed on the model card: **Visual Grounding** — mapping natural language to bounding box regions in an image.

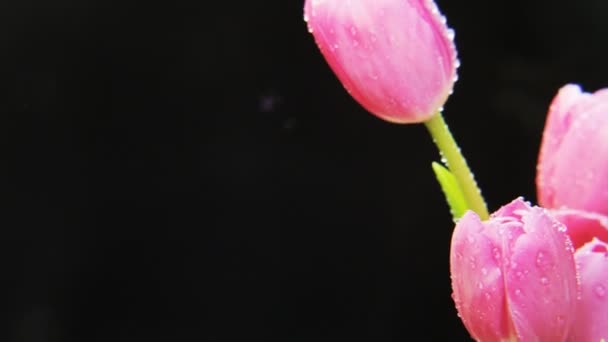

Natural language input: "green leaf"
[431,161,470,221]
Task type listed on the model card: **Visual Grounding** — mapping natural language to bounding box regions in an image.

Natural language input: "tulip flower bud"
[450,198,578,341]
[537,84,608,215]
[304,0,458,123]
[568,238,608,341]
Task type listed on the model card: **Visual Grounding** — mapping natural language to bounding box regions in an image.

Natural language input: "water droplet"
[427,0,439,14]
[446,28,455,40]
[467,236,475,244]
[536,251,545,267]
[477,282,484,289]
[349,26,357,36]
[556,315,565,325]
[516,271,524,279]
[492,247,501,261]
[595,285,606,298]
[481,268,488,275]
[484,292,491,300]
[540,277,549,286]
[515,289,522,296]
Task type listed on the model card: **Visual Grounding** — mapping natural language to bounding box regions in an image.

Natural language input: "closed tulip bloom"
[304,0,458,123]
[568,238,608,341]
[450,198,578,341]
[537,84,608,215]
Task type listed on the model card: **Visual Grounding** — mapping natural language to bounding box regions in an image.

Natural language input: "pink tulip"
[450,198,578,341]
[568,238,608,341]
[537,84,608,215]
[304,0,458,123]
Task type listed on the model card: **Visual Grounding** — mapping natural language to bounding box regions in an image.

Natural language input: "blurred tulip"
[568,238,608,341]
[537,84,608,215]
[304,0,458,123]
[450,198,578,341]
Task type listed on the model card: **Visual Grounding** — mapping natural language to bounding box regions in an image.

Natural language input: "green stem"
[424,112,489,220]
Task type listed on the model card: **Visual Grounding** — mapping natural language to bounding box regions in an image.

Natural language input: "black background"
[4,0,608,341]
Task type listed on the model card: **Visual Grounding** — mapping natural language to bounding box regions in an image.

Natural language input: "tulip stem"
[424,112,489,220]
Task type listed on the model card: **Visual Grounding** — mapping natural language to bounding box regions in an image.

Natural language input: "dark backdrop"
[4,0,608,341]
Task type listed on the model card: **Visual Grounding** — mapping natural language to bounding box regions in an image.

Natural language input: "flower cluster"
[304,0,608,340]
[451,85,608,341]
[452,87,608,338]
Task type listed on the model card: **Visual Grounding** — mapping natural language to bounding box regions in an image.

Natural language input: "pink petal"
[537,84,587,207]
[502,205,578,341]
[450,211,512,341]
[550,208,608,249]
[568,239,608,341]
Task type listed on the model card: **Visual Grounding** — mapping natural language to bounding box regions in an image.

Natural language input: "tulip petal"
[551,208,608,249]
[502,206,577,341]
[568,239,608,341]
[537,84,586,207]
[450,211,512,341]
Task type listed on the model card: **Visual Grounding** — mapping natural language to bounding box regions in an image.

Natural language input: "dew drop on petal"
[446,28,455,41]
[492,247,501,261]
[536,251,545,267]
[595,284,606,298]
